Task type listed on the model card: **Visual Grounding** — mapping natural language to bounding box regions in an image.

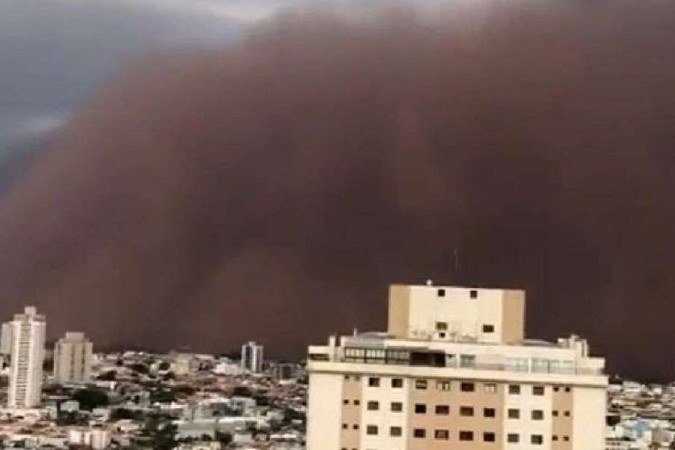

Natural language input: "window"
[460,354,476,368]
[531,435,543,445]
[482,324,495,333]
[415,379,428,390]
[483,408,496,418]
[484,383,497,394]
[366,425,378,435]
[390,426,402,437]
[532,386,545,396]
[460,382,475,392]
[436,321,448,331]
[563,436,570,441]
[507,408,520,419]
[460,406,474,417]
[415,403,427,414]
[483,432,496,442]
[532,410,544,420]
[354,399,360,406]
[565,387,571,392]
[391,378,404,388]
[368,377,380,387]
[435,405,450,415]
[553,410,559,417]
[434,430,449,440]
[509,384,521,394]
[342,423,348,429]
[352,424,359,430]
[436,380,451,391]
[459,431,474,441]
[437,288,446,297]
[507,433,519,443]
[391,402,403,412]
[470,289,478,298]
[367,401,379,411]
[552,435,558,441]
[553,386,560,392]
[343,399,349,405]
[564,410,571,417]
[413,428,426,438]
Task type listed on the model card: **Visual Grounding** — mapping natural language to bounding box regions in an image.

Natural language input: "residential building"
[53,332,93,383]
[306,283,608,450]
[241,341,264,373]
[7,306,46,408]
[1,321,13,356]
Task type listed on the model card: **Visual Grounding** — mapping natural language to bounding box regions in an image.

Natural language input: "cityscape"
[1,1,675,450]
[0,283,671,449]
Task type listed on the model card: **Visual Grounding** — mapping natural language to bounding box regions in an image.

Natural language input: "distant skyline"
[1,1,675,381]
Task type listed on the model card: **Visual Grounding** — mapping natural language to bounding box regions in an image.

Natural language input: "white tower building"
[8,306,46,409]
[1,321,13,356]
[241,341,264,373]
[54,332,93,383]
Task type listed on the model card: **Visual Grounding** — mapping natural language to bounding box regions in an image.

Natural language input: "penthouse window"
[415,379,428,390]
[460,382,475,392]
[436,380,451,391]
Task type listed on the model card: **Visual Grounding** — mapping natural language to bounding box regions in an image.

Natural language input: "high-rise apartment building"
[53,332,93,383]
[306,283,607,450]
[8,306,46,409]
[241,341,264,373]
[1,321,13,356]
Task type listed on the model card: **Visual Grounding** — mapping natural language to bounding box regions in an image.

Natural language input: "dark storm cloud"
[0,0,253,169]
[1,1,675,379]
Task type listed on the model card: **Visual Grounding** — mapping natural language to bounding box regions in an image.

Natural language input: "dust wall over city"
[0,1,674,379]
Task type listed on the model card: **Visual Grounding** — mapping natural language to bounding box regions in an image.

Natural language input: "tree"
[73,387,109,410]
[215,432,233,445]
[97,370,117,381]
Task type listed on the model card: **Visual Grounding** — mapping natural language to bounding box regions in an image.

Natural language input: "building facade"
[53,332,93,383]
[306,283,607,450]
[1,321,13,356]
[8,306,46,408]
[241,341,264,373]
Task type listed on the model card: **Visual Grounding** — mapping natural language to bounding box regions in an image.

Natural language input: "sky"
[0,0,288,162]
[1,0,675,381]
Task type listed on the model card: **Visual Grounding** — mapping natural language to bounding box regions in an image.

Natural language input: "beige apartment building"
[306,283,607,450]
[53,332,93,383]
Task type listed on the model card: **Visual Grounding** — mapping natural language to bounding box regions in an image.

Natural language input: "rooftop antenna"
[451,247,460,283]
